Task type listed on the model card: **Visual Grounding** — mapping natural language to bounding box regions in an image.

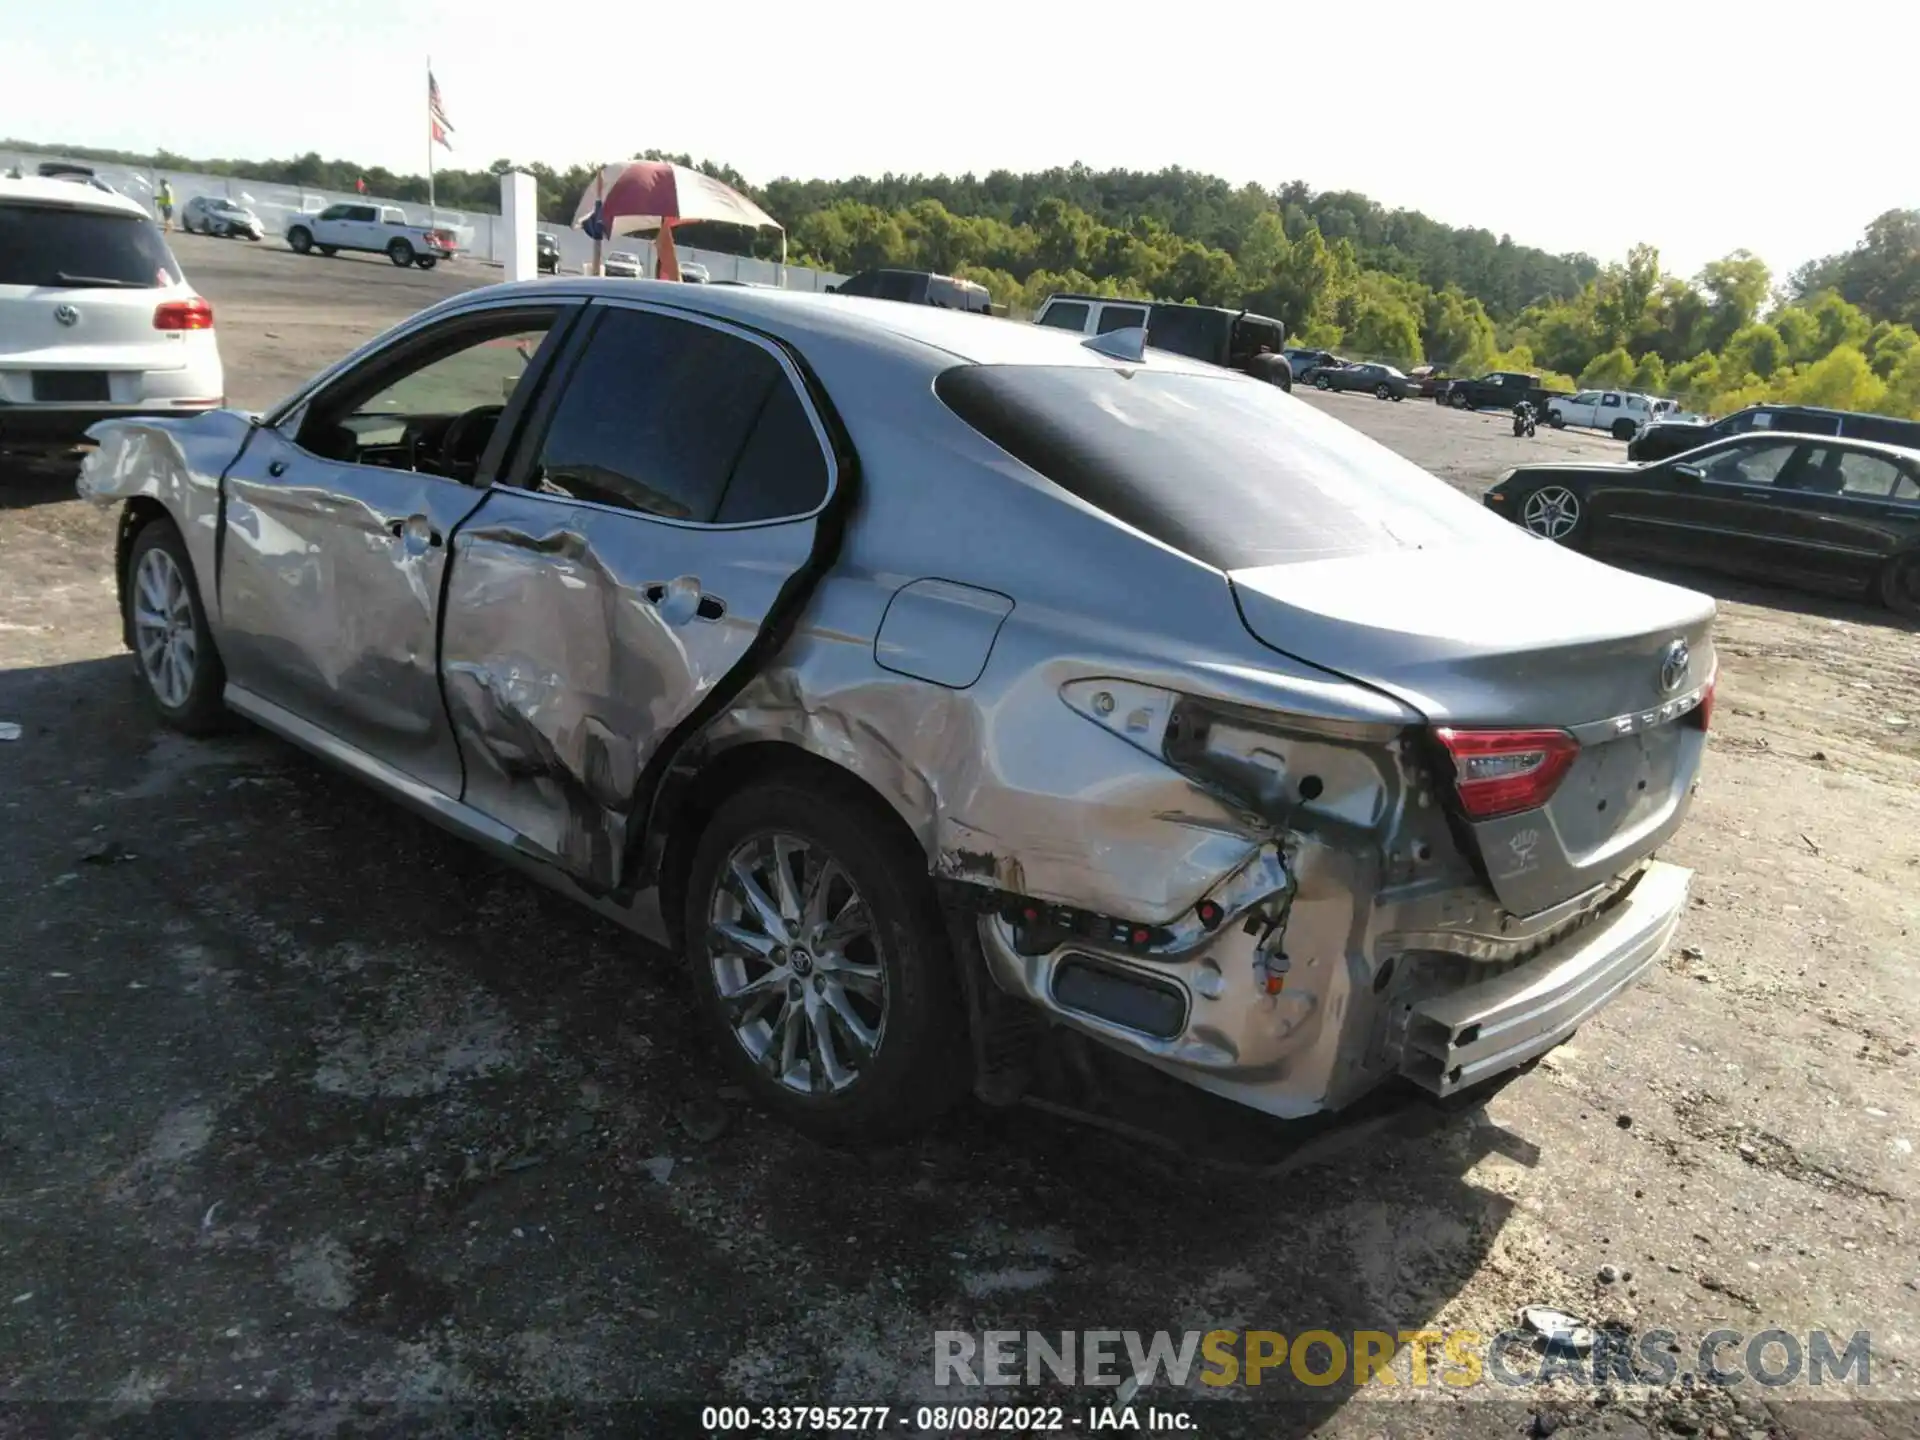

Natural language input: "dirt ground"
[2,235,1917,1439]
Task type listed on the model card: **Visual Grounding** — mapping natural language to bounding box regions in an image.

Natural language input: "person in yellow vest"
[156,179,175,232]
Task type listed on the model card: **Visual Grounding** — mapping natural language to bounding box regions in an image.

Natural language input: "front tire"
[287,225,313,254]
[1518,483,1588,547]
[388,239,415,267]
[125,520,226,735]
[1547,410,1567,429]
[1375,382,1391,400]
[1451,391,1472,409]
[415,256,437,270]
[683,774,969,1144]
[1314,374,1332,390]
[1877,552,1920,620]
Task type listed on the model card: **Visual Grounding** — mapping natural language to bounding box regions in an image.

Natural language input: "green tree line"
[13,137,1920,419]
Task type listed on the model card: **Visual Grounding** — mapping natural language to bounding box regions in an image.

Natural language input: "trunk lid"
[1231,537,1715,915]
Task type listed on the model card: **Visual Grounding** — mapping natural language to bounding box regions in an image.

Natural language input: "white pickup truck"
[284,202,458,269]
[1544,388,1662,440]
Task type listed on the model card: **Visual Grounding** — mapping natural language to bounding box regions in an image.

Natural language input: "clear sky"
[2,0,1906,281]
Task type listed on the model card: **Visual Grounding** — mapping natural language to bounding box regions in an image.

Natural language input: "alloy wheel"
[1521,485,1582,541]
[706,831,887,1096]
[132,546,198,708]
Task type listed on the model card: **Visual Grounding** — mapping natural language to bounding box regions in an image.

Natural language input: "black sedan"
[536,231,561,274]
[1312,361,1413,400]
[1483,433,1920,618]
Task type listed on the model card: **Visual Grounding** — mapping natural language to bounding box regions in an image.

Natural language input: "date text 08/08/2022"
[699,1404,1196,1431]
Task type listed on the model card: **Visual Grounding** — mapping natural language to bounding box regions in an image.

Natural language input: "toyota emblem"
[1659,638,1690,694]
[53,303,80,328]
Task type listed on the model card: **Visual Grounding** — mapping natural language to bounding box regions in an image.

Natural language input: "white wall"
[6,148,847,293]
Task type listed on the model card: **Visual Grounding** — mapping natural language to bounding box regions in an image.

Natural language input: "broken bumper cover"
[976,841,1691,1121]
[1400,859,1690,1097]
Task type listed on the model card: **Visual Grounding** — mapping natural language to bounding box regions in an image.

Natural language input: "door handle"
[643,577,725,623]
[387,515,443,548]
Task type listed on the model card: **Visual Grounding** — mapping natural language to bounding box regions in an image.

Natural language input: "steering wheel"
[436,404,504,481]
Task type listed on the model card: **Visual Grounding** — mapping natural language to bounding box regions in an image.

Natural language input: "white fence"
[5,148,847,292]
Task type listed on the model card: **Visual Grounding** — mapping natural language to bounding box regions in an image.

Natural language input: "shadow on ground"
[0,654,1538,1433]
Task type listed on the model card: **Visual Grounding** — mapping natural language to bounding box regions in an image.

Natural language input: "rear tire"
[388,239,415,267]
[1877,552,1920,620]
[287,225,313,254]
[1315,373,1332,390]
[1451,391,1472,409]
[1612,418,1637,441]
[415,256,437,270]
[125,519,227,735]
[683,773,970,1144]
[317,245,337,257]
[1374,382,1391,400]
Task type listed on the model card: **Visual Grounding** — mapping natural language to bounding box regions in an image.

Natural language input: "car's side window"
[318,204,347,221]
[1835,451,1907,499]
[1038,302,1090,332]
[1698,441,1798,487]
[292,310,560,480]
[1600,393,1621,409]
[529,307,826,524]
[1096,306,1147,334]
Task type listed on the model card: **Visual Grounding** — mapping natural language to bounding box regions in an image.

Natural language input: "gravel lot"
[2,235,1917,1438]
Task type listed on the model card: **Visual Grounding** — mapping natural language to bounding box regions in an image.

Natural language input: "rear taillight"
[154,298,214,331]
[1692,668,1716,731]
[1434,727,1579,821]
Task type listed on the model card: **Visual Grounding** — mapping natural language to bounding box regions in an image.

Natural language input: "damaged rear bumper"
[975,841,1691,1122]
[1400,859,1689,1097]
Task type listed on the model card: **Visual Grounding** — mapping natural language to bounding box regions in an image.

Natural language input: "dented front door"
[438,300,840,889]
[219,425,490,796]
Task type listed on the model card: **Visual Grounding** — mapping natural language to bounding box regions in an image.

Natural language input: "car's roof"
[448,277,1227,373]
[0,175,149,218]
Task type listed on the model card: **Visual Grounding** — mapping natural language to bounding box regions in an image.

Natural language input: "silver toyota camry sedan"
[79,280,1716,1143]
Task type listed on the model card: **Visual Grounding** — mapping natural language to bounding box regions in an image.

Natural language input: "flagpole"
[426,56,436,229]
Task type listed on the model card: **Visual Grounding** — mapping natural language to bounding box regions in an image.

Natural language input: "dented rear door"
[439,300,843,890]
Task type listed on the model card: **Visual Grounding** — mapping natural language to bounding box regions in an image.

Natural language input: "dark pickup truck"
[1435,370,1571,413]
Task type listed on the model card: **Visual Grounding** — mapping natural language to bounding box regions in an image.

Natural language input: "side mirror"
[1672,463,1704,481]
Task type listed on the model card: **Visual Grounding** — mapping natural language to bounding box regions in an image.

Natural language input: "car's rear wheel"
[1451,391,1472,409]
[317,245,337,257]
[388,239,415,267]
[683,774,969,1144]
[1612,419,1637,441]
[126,520,226,735]
[287,225,313,254]
[1374,382,1391,400]
[415,256,437,270]
[1877,551,1920,620]
[1315,373,1332,390]
[1519,484,1587,545]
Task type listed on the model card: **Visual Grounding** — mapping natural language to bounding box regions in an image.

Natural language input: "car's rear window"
[936,364,1507,569]
[0,203,181,288]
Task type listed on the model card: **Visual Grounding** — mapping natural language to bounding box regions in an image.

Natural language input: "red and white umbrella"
[570,160,783,280]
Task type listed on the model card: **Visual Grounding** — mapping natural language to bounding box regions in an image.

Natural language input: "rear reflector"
[1434,727,1579,820]
[153,298,214,331]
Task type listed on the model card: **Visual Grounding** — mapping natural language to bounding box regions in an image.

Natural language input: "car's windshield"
[0,202,181,288]
[937,365,1511,568]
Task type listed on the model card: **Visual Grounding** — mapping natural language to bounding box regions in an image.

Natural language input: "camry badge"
[1659,638,1690,694]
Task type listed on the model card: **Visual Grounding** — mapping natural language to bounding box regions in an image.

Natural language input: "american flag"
[429,71,454,150]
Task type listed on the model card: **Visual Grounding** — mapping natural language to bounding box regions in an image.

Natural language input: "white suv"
[0,178,224,460]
